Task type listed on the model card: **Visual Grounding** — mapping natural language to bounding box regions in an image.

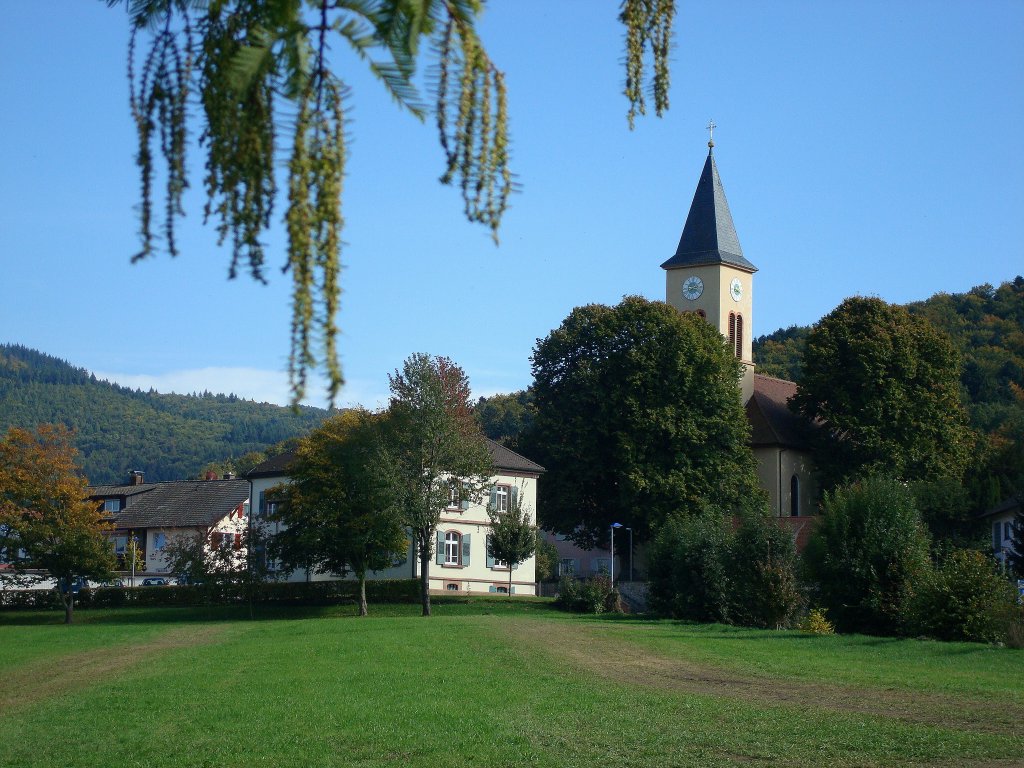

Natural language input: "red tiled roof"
[746,374,811,449]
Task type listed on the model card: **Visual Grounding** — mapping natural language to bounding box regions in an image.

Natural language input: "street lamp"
[610,523,623,584]
[129,535,140,588]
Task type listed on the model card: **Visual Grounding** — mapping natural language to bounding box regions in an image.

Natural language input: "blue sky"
[1,1,1022,409]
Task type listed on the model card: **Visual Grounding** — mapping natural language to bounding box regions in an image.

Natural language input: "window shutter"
[489,585,496,593]
[436,531,445,565]
[461,534,471,566]
[486,535,495,568]
[512,560,519,571]
[573,558,580,574]
[489,486,497,510]
[258,490,265,517]
[510,586,516,595]
[510,486,518,508]
[460,482,470,510]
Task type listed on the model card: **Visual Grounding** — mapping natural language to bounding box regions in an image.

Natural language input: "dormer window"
[102,498,121,513]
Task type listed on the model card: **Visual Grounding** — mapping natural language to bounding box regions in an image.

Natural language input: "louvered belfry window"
[735,314,743,359]
[728,313,737,356]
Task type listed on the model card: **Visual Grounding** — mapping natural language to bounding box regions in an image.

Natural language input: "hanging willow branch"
[435,14,512,243]
[621,0,675,130]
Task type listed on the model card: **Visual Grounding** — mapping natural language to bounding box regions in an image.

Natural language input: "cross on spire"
[706,119,716,149]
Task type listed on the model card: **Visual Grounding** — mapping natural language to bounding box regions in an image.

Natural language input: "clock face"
[682,276,704,301]
[730,277,743,302]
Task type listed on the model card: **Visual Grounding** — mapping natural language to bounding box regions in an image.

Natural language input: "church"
[660,131,818,535]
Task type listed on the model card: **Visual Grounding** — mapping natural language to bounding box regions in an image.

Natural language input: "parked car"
[141,577,169,586]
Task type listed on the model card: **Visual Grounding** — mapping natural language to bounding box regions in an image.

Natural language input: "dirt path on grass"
[0,624,227,714]
[501,619,1022,736]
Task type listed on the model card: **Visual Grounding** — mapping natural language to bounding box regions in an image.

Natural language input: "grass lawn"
[1,598,1021,767]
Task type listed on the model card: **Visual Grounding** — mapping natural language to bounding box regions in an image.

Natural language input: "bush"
[648,508,802,628]
[555,573,618,614]
[907,548,1018,644]
[648,511,732,622]
[803,476,931,635]
[799,608,835,635]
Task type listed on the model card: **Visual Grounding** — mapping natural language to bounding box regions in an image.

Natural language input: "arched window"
[444,531,461,565]
[696,309,706,319]
[735,314,743,359]
[790,475,800,517]
[728,312,736,353]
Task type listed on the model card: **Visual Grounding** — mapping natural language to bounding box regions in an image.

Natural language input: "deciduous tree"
[271,409,408,615]
[114,1,677,404]
[526,296,760,547]
[387,353,492,616]
[792,297,973,490]
[0,425,115,624]
[486,488,536,597]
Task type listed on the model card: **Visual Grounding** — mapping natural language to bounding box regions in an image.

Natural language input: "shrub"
[648,511,732,622]
[729,512,802,629]
[907,548,1018,644]
[555,573,618,614]
[799,608,835,635]
[803,476,931,635]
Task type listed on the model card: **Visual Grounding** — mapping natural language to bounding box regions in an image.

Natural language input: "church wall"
[753,446,819,518]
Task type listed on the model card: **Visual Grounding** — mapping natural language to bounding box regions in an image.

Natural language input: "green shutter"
[258,490,265,517]
[510,586,516,595]
[489,585,496,593]
[461,534,471,566]
[460,482,470,510]
[489,486,497,509]
[436,531,445,565]
[510,486,518,508]
[486,535,495,568]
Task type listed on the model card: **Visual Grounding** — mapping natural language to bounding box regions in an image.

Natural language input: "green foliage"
[620,0,675,128]
[910,477,982,550]
[555,573,618,614]
[1008,505,1024,578]
[792,296,973,490]
[0,344,326,484]
[527,296,760,547]
[648,506,801,628]
[386,353,492,615]
[752,325,809,381]
[0,425,117,623]
[803,476,931,635]
[907,548,1019,644]
[486,490,536,596]
[533,531,559,582]
[474,390,533,451]
[799,608,835,635]
[271,409,408,615]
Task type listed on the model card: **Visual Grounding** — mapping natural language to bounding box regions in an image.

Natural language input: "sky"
[1,1,1022,410]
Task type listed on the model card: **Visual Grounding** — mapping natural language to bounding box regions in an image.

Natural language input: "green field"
[1,599,1021,767]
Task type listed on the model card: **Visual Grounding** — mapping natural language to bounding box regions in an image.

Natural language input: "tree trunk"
[358,573,368,617]
[419,543,431,617]
[508,566,513,598]
[63,589,74,625]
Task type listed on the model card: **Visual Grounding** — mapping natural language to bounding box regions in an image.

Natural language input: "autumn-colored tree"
[271,409,408,616]
[387,354,492,616]
[0,425,115,624]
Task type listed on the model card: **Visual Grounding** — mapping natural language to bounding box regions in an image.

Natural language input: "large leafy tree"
[526,296,760,547]
[387,353,492,616]
[792,296,973,490]
[271,409,408,615]
[0,425,115,624]
[115,0,676,403]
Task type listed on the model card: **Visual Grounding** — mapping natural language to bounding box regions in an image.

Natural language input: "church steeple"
[660,146,756,273]
[662,135,757,403]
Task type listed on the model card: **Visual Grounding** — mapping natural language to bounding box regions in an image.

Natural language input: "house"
[88,471,250,580]
[247,438,545,595]
[981,496,1021,568]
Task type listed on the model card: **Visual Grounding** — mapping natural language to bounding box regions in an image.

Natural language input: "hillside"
[0,345,329,484]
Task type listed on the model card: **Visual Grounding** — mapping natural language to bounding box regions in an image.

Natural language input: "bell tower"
[661,126,757,403]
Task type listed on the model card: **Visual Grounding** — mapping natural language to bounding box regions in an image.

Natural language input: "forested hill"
[753,277,1024,431]
[0,345,329,484]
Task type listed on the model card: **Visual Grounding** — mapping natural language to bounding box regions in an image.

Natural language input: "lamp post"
[129,535,139,588]
[611,522,623,584]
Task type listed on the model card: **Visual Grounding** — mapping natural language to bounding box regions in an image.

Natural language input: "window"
[559,558,577,576]
[486,534,509,569]
[592,557,611,575]
[152,532,167,552]
[494,484,509,512]
[445,531,461,565]
[696,309,707,319]
[103,498,121,513]
[790,475,800,517]
[728,312,736,354]
[445,582,460,592]
[447,482,461,509]
[1005,522,1014,544]
[113,536,128,555]
[735,313,743,359]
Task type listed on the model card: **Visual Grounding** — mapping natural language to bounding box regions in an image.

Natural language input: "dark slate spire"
[660,146,757,273]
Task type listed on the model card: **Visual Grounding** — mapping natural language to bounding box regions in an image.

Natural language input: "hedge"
[0,578,420,610]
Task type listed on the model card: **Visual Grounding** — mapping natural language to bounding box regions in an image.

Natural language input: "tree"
[486,487,536,597]
[474,390,533,452]
[1008,502,1024,578]
[0,425,115,624]
[387,353,492,616]
[271,409,408,616]
[803,476,932,636]
[526,296,760,547]
[533,530,558,583]
[792,297,973,490]
[115,1,676,404]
